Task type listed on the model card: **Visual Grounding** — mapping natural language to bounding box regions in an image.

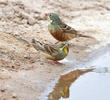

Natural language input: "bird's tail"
[31,39,45,51]
[16,37,31,46]
[76,33,94,39]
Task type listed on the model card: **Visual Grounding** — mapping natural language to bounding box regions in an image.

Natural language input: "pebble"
[27,17,36,25]
[12,93,17,98]
[0,69,11,79]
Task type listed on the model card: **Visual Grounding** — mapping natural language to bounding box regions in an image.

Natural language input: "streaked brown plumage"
[31,39,69,64]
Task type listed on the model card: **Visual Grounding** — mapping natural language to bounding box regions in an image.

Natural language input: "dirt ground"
[0,0,110,100]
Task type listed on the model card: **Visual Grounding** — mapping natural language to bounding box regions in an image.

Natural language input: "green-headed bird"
[32,39,69,64]
[45,13,93,43]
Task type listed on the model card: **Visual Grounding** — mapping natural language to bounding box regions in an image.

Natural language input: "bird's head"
[45,13,61,24]
[59,42,69,55]
[61,86,69,98]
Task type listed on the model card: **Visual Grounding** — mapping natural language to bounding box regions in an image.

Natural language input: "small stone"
[0,69,11,79]
[40,63,44,65]
[0,0,8,5]
[12,66,15,69]
[12,93,17,98]
[27,17,35,25]
[24,55,30,59]
[1,89,5,92]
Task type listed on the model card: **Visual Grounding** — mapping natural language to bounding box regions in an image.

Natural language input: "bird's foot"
[48,60,63,65]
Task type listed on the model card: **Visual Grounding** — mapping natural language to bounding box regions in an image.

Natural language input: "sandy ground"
[0,0,110,100]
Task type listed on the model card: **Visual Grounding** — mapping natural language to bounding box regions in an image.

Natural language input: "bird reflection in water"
[48,69,93,100]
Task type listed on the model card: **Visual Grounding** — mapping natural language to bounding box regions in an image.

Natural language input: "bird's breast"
[48,24,75,41]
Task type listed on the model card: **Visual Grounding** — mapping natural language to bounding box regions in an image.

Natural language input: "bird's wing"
[59,22,93,39]
[32,39,58,56]
[32,39,45,51]
[59,22,77,34]
[44,44,59,56]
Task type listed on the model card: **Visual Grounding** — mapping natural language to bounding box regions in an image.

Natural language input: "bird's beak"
[45,13,52,23]
[45,13,49,16]
[64,44,69,48]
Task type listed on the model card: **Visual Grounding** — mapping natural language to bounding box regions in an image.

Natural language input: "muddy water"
[47,45,110,100]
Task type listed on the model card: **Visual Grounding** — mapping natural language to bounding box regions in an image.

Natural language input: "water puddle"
[48,68,110,100]
[85,45,110,68]
[60,44,110,68]
[48,69,93,100]
[39,45,110,100]
[47,45,110,100]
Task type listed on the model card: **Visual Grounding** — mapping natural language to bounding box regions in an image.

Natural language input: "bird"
[45,13,93,43]
[31,39,69,64]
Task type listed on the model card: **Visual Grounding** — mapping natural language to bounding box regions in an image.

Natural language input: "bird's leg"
[54,61,63,64]
[55,41,60,44]
[48,60,63,64]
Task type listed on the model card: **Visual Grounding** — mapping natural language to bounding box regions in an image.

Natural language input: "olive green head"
[58,42,69,55]
[59,42,69,48]
[45,13,61,24]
